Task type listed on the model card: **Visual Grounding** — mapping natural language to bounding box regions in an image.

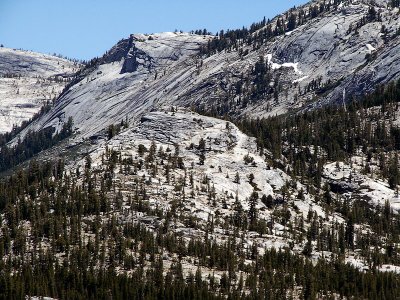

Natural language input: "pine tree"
[248,191,259,231]
[388,154,400,190]
[234,172,240,184]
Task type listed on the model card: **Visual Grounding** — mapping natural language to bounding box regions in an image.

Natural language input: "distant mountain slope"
[14,1,400,142]
[0,47,80,133]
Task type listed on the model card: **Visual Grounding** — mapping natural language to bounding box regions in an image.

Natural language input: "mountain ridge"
[7,0,400,144]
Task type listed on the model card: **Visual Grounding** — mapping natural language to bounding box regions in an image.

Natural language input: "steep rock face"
[14,32,211,140]
[103,33,205,74]
[157,0,400,118]
[121,45,152,73]
[0,47,80,133]
[103,35,154,73]
[182,0,400,115]
[324,35,400,105]
[13,1,400,141]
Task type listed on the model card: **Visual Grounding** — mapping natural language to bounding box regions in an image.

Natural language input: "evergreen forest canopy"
[0,151,399,299]
[0,115,73,173]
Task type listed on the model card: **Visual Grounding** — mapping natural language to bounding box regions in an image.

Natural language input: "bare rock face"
[101,38,131,65]
[121,43,154,73]
[104,35,155,74]
[103,33,202,74]
[324,35,400,105]
[12,32,211,141]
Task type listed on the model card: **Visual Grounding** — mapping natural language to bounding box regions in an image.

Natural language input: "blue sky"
[0,0,308,61]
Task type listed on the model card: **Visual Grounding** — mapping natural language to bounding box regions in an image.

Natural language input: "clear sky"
[0,0,308,61]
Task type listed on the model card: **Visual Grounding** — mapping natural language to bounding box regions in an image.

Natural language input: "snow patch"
[266,54,303,75]
[366,43,376,53]
[293,75,309,83]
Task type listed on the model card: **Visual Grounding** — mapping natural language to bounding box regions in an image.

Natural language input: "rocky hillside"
[3,108,400,299]
[0,47,80,133]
